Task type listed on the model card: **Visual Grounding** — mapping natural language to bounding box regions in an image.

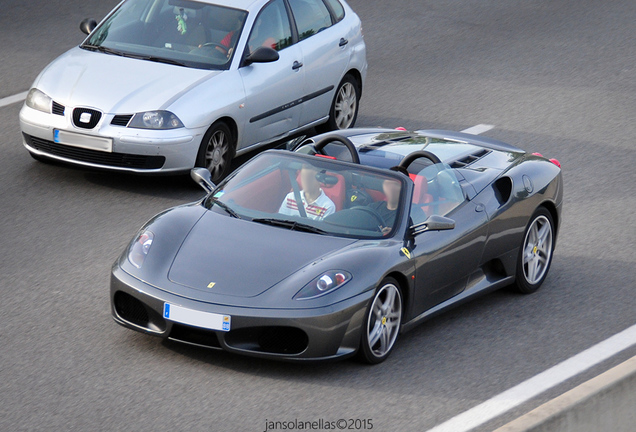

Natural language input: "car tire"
[317,74,360,133]
[196,121,235,184]
[512,207,555,294]
[357,277,403,364]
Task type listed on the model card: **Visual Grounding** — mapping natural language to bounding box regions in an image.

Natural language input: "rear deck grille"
[24,133,165,169]
[450,149,490,168]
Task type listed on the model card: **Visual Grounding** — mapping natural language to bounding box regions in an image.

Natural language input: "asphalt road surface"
[1,1,635,431]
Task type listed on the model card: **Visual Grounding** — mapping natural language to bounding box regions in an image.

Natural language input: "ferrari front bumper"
[110,265,374,361]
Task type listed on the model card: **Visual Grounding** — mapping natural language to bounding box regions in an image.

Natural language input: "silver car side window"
[247,0,293,52]
[288,0,333,41]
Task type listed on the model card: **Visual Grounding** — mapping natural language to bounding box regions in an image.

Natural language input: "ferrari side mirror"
[191,168,216,193]
[410,215,455,236]
[80,18,97,35]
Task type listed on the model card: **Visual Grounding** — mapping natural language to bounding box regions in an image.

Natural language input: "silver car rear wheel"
[318,74,360,133]
[334,82,357,129]
[358,278,402,364]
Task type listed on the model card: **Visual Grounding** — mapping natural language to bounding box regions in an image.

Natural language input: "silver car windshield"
[205,153,409,239]
[82,0,247,70]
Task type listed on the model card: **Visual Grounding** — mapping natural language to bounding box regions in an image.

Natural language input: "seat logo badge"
[401,247,411,259]
[79,112,91,123]
[207,282,216,289]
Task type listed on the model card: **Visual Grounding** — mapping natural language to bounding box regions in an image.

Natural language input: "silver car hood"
[168,211,356,298]
[34,47,221,113]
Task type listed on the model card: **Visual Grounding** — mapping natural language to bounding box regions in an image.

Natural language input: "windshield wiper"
[141,56,187,67]
[81,44,125,56]
[252,218,327,235]
[210,198,240,219]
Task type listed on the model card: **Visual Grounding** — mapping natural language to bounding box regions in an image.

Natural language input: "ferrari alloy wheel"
[359,278,402,364]
[197,121,234,184]
[318,75,360,133]
[513,207,555,294]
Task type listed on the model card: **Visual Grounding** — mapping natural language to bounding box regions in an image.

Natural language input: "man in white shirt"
[279,165,336,220]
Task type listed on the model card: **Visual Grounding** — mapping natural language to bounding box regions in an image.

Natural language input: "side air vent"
[111,114,133,127]
[52,101,65,116]
[450,149,490,168]
[493,176,513,205]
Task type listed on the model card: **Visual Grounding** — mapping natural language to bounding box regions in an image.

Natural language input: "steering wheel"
[398,150,442,169]
[350,206,386,231]
[313,134,360,164]
[193,42,230,58]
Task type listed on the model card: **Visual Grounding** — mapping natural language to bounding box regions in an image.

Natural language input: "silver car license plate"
[53,129,113,153]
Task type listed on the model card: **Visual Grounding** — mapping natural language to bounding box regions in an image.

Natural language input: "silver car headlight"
[128,230,154,269]
[128,111,184,129]
[294,271,352,300]
[25,88,52,113]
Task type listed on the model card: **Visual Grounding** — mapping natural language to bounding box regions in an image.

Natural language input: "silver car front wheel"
[197,121,234,184]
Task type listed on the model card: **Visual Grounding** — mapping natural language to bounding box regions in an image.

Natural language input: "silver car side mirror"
[80,18,97,35]
[191,168,216,193]
[411,215,455,236]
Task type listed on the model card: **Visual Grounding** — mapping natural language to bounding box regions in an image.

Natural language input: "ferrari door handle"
[339,38,349,47]
[292,61,303,70]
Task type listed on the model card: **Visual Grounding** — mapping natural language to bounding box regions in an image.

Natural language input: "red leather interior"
[409,174,433,205]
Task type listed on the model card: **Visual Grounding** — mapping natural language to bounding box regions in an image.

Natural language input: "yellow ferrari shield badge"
[401,247,411,259]
[207,282,216,289]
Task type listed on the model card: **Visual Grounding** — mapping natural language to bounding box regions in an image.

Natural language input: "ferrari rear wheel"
[513,207,555,294]
[196,121,235,184]
[358,278,402,364]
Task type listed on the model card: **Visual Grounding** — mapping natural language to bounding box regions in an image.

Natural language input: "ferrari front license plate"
[53,129,113,153]
[163,303,231,332]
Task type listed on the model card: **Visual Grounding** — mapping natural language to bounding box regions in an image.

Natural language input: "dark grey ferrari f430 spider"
[111,128,563,364]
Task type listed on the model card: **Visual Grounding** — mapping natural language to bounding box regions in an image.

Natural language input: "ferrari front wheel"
[358,278,402,364]
[513,207,555,294]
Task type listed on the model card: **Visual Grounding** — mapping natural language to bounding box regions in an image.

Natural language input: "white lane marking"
[0,91,28,109]
[426,324,636,432]
[461,124,495,135]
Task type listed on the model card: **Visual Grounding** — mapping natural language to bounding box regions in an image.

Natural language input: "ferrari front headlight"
[294,271,351,300]
[25,88,52,113]
[128,111,184,129]
[128,230,154,269]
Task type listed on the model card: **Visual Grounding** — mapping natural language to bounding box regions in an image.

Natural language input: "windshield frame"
[81,0,249,71]
[202,150,414,240]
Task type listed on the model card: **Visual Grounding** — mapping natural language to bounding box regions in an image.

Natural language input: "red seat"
[296,171,346,211]
[409,174,433,205]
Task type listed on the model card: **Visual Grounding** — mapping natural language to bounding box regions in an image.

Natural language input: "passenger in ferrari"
[279,165,336,220]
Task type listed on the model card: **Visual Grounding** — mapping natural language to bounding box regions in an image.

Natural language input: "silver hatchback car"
[19,0,366,181]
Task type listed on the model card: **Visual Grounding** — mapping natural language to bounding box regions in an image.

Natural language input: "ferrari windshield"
[82,0,247,70]
[205,152,409,239]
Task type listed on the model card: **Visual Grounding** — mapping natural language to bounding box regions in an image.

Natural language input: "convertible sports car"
[19,0,366,182]
[111,128,563,363]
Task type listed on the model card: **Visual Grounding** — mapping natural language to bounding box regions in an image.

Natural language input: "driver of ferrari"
[279,165,336,220]
[369,166,425,235]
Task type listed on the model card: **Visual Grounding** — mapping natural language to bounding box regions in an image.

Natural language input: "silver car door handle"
[292,61,303,70]
[339,38,349,47]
